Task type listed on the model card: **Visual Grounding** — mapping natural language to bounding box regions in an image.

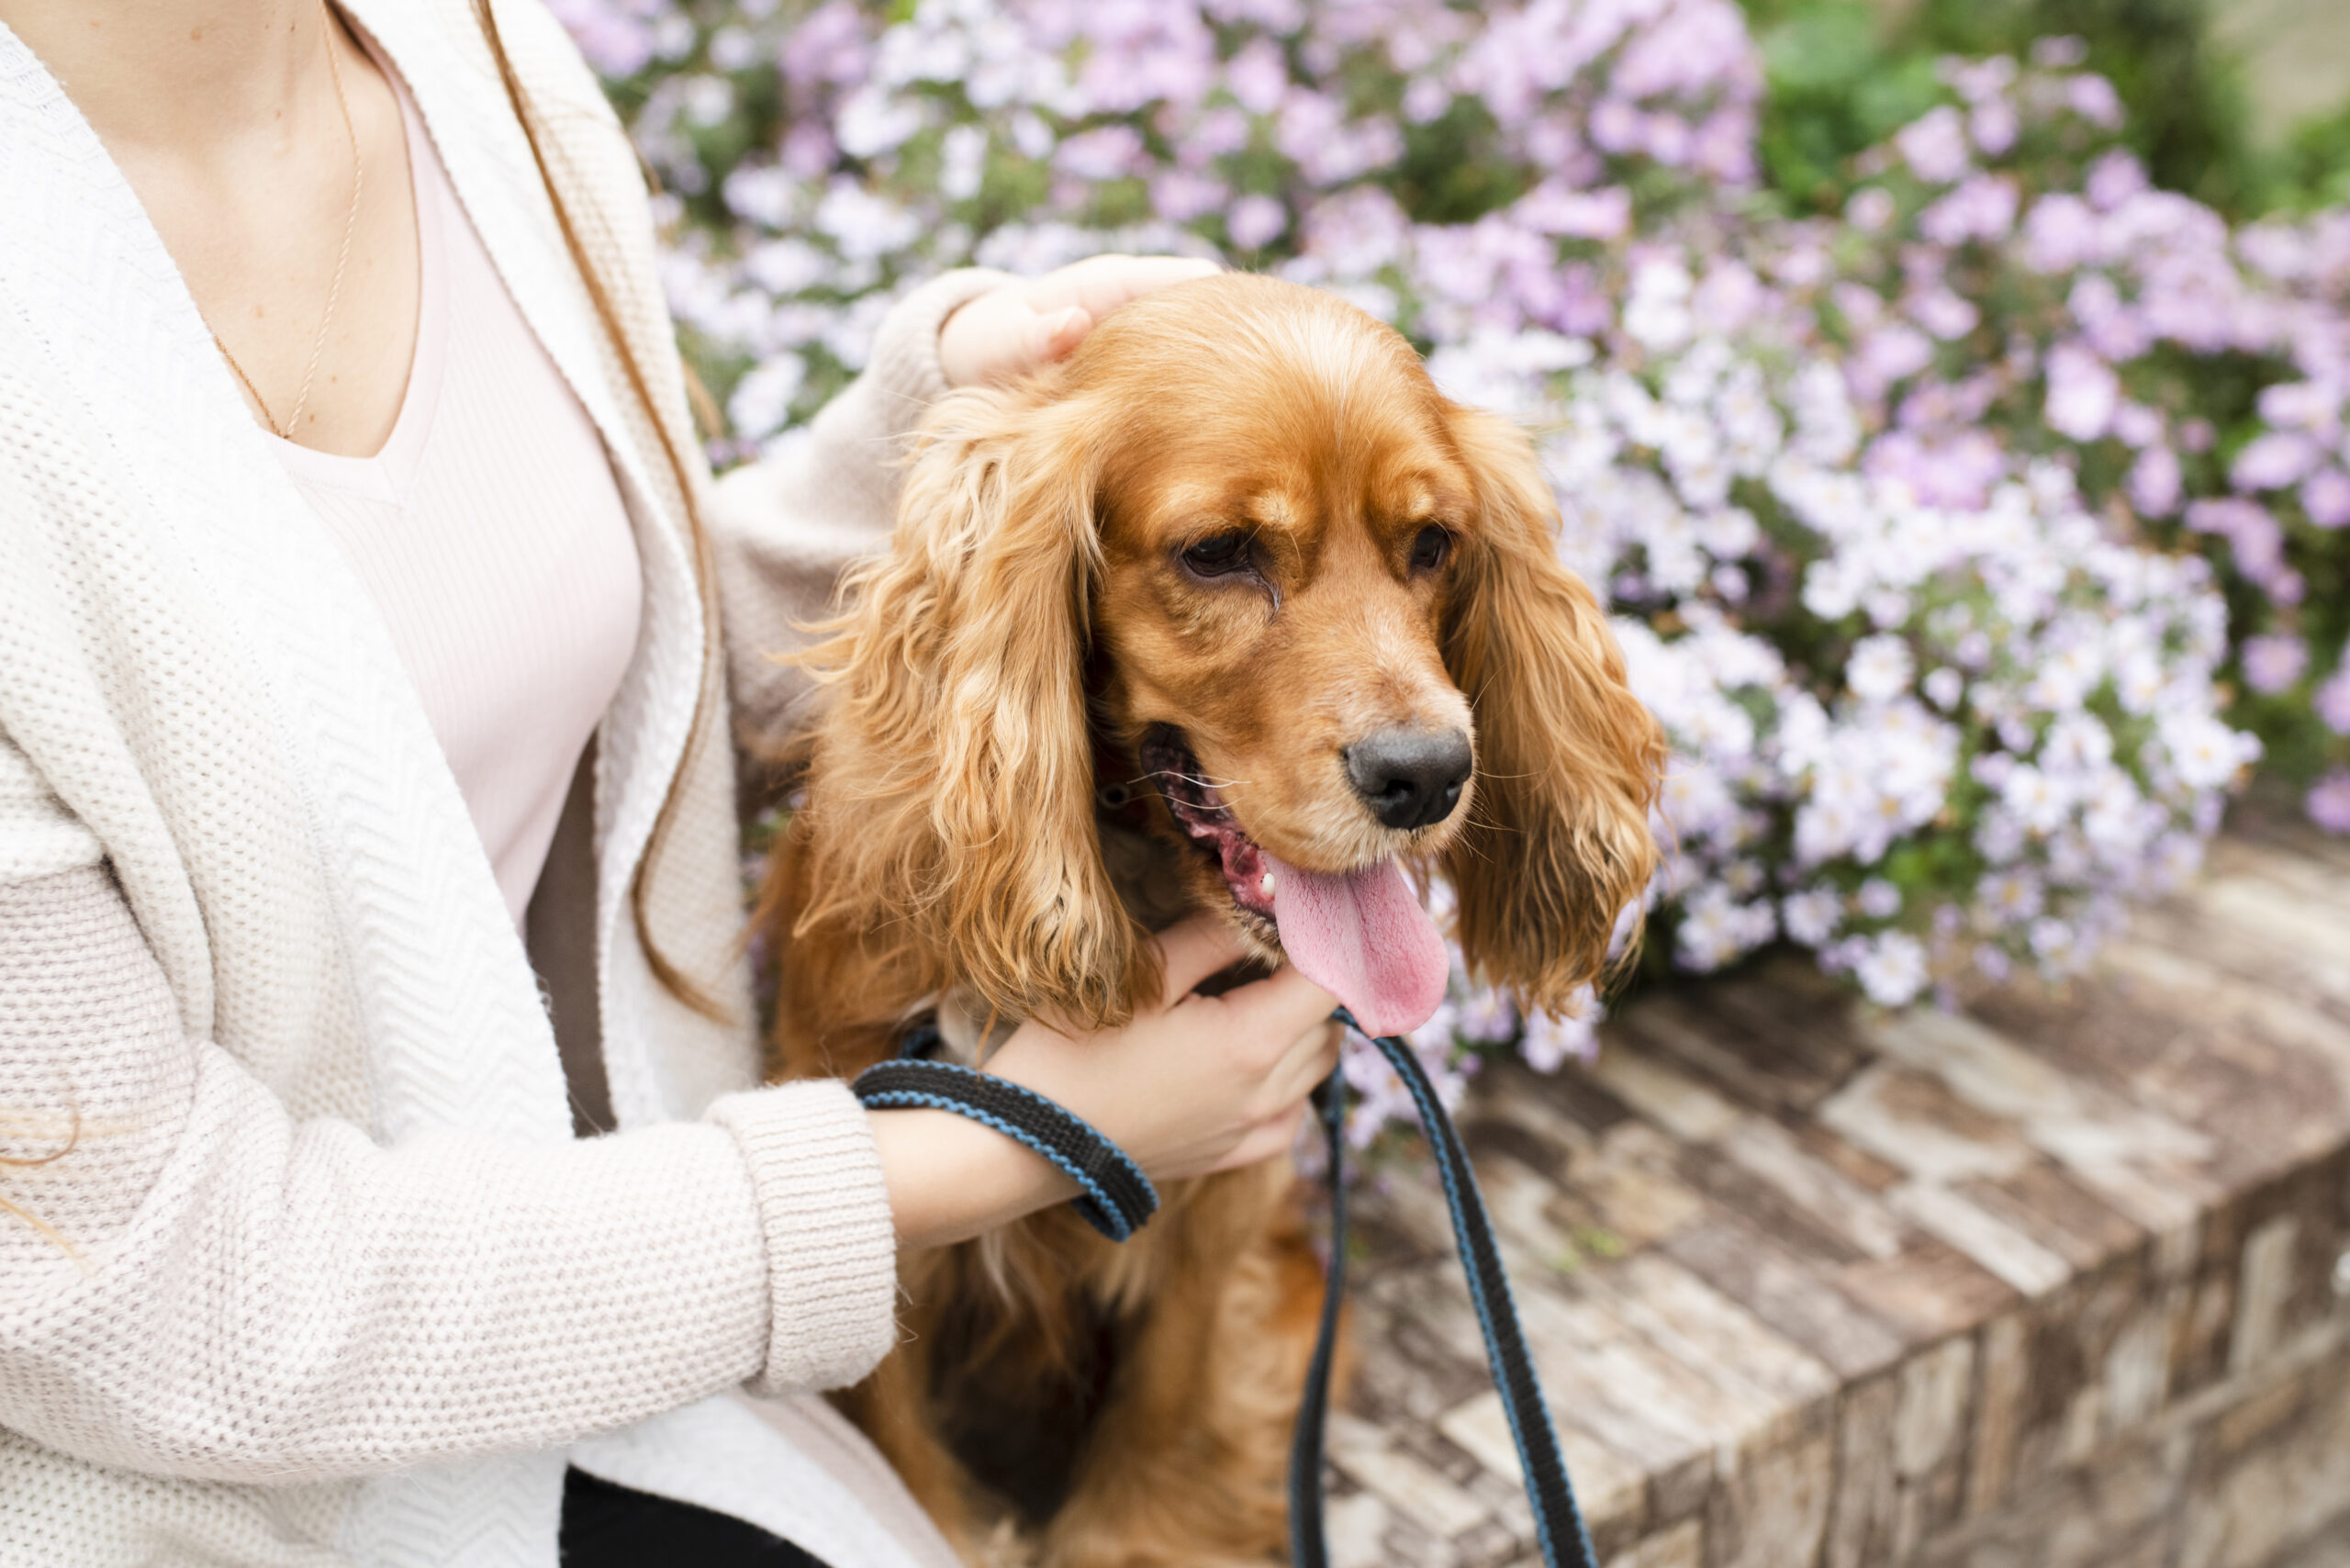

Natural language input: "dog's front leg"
[1040,1161,1332,1568]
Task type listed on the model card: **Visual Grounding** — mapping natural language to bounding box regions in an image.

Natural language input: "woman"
[0,1,1340,1564]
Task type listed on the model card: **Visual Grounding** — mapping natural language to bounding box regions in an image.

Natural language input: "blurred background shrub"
[1747,0,2350,218]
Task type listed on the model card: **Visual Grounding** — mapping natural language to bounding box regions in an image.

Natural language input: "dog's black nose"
[1345,727,1473,830]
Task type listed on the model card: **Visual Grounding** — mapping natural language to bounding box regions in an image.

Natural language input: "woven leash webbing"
[852,1037,1159,1241]
[1290,1013,1600,1568]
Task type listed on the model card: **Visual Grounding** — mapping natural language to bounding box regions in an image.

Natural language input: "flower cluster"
[570,0,1757,454]
[562,1,2343,1130]
[1801,50,2350,840]
[1530,321,2243,1004]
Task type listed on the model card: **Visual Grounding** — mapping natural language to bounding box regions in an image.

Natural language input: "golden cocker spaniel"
[757,272,1662,1566]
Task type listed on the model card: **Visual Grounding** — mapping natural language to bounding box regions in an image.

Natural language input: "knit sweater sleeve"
[709,267,1013,756]
[0,855,895,1483]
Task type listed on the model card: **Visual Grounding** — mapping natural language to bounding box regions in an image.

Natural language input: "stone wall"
[1335,823,2350,1567]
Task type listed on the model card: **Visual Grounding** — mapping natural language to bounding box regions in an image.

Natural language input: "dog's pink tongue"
[1262,851,1449,1038]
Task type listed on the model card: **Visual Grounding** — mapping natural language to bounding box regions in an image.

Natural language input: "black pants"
[560,1468,830,1566]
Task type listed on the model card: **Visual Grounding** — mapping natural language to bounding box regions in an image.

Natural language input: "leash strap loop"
[1292,1012,1599,1568]
[851,1059,1159,1242]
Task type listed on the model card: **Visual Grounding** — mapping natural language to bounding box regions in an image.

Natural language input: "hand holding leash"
[864,916,1338,1249]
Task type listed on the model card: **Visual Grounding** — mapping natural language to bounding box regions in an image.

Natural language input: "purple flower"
[1639,113,1691,167]
[1865,430,2003,509]
[1695,108,1758,183]
[1909,288,1980,341]
[1693,259,1765,333]
[1969,99,2019,157]
[2187,498,2288,588]
[1589,97,1642,155]
[2317,664,2350,734]
[1402,76,1450,125]
[1056,125,1147,183]
[2128,445,2183,518]
[2242,634,2310,694]
[1151,170,1230,222]
[2256,381,2339,433]
[2067,274,2151,362]
[1920,175,2020,246]
[2086,150,2148,210]
[1225,37,1288,114]
[1849,324,1935,403]
[2024,195,2099,273]
[1848,187,1897,233]
[2231,431,2322,492]
[2111,402,2164,448]
[778,0,869,91]
[2303,468,2350,528]
[1518,182,1631,241]
[2308,772,2350,834]
[2065,74,2125,129]
[551,0,657,77]
[2044,342,2119,442]
[1896,106,1970,185]
[1227,194,1288,249]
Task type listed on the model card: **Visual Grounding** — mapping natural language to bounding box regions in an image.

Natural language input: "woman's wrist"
[867,1104,1078,1250]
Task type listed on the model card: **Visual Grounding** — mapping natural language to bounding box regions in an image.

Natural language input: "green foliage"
[1750,1,1942,211]
[1740,0,2323,218]
[2269,104,2350,212]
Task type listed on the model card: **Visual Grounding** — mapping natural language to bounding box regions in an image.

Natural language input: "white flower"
[1847,634,1915,704]
[2159,711,2257,790]
[1979,869,2044,922]
[726,353,806,442]
[1521,997,1601,1071]
[1855,932,1930,1006]
[2000,763,2071,835]
[1780,889,1842,946]
[1624,259,1695,351]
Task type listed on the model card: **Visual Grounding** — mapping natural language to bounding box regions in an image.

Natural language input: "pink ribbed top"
[274,56,643,929]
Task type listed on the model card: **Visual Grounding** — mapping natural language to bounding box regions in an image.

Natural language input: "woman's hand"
[938,254,1220,388]
[867,916,1339,1249]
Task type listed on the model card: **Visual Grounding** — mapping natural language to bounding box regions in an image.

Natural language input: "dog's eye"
[1181,533,1255,578]
[1409,526,1452,573]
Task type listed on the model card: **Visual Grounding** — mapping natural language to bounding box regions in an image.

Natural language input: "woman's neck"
[0,0,340,153]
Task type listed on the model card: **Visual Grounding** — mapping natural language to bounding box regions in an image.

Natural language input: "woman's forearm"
[0,865,894,1482]
[868,1107,1078,1251]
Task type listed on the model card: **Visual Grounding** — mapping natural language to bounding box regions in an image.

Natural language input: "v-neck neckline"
[267,28,446,499]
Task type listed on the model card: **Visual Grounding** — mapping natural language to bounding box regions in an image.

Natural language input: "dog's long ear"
[1440,405,1665,1016]
[795,385,1148,1029]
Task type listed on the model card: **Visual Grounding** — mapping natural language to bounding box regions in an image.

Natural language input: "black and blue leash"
[850,1011,1597,1568]
[853,1022,1159,1241]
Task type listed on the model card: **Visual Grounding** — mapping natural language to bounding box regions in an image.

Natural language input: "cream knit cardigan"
[0,2,1001,1563]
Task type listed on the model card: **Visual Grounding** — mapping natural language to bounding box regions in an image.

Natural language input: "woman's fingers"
[1031,305,1091,365]
[941,254,1220,386]
[1151,913,1254,1001]
[1033,254,1218,320]
[1213,1101,1314,1172]
[1222,959,1337,1063]
[1281,1016,1345,1099]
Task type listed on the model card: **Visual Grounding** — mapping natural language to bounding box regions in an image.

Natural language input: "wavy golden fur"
[757,274,1662,1565]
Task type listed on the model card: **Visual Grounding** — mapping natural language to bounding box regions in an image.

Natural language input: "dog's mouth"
[1136,725,1449,1037]
[1140,727,1279,924]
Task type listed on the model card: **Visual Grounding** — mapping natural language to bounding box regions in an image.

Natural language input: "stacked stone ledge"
[1335,817,2350,1568]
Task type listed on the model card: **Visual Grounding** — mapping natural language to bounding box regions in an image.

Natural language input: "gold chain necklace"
[210,0,364,442]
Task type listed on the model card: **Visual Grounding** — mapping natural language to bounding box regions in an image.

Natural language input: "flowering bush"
[588,2,2347,1138]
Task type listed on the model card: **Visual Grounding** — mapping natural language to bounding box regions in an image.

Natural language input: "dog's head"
[795,273,1662,1035]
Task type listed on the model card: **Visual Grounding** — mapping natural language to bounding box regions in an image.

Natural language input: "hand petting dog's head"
[796,274,1663,1035]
